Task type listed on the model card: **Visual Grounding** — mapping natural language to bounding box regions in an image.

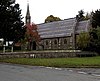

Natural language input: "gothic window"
[54,40,57,44]
[64,39,67,44]
[46,40,48,45]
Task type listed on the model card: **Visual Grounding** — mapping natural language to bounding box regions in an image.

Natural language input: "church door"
[32,41,36,50]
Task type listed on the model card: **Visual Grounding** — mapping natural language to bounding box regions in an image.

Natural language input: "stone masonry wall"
[42,37,73,50]
[0,51,98,59]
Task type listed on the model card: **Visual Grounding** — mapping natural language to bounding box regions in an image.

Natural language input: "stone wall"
[0,51,98,59]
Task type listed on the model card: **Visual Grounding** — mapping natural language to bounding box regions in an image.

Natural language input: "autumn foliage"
[25,23,41,45]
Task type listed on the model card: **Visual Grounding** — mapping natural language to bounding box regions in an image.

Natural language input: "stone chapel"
[25,3,90,50]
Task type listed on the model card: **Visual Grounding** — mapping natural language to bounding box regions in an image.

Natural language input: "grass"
[0,56,100,68]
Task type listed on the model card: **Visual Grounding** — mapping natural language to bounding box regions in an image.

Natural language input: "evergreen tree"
[76,10,85,21]
[85,12,90,20]
[0,0,25,43]
[92,9,100,28]
[88,10,100,53]
[89,27,100,53]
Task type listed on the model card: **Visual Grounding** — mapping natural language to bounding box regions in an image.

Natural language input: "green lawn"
[0,56,100,68]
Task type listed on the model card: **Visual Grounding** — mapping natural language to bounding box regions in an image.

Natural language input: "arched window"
[46,40,48,45]
[54,40,57,44]
[64,39,67,44]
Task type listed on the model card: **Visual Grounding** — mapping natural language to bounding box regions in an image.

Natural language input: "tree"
[0,0,25,43]
[92,9,100,28]
[76,10,85,21]
[84,12,90,20]
[89,27,100,53]
[45,15,61,23]
[23,23,40,50]
[76,32,90,50]
[87,10,100,53]
[77,27,100,53]
[76,9,100,54]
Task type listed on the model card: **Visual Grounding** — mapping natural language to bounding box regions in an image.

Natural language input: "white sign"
[0,38,4,42]
[9,41,13,45]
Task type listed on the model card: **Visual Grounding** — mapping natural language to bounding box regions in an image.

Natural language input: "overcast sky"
[16,0,100,24]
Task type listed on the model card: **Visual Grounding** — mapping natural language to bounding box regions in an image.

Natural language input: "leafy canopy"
[0,0,25,43]
[45,15,61,23]
[92,9,100,28]
[76,32,90,50]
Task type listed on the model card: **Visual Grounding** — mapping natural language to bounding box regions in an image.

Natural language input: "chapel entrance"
[32,41,36,50]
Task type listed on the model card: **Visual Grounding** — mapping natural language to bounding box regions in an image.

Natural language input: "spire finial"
[25,0,31,24]
[27,0,29,6]
[27,0,30,15]
[27,0,29,3]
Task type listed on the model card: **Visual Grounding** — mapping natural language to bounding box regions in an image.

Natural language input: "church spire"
[25,1,31,24]
[27,2,30,16]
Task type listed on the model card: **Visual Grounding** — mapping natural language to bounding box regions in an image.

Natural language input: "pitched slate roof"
[37,18,90,39]
[76,20,90,33]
